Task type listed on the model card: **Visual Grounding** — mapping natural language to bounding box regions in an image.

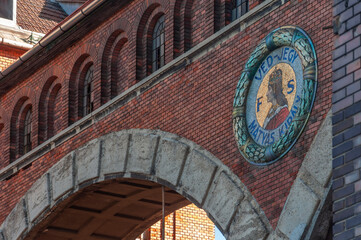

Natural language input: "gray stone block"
[204,171,244,231]
[303,111,332,187]
[127,133,158,174]
[155,138,188,186]
[101,132,128,175]
[228,201,268,240]
[2,200,27,240]
[277,179,320,240]
[50,153,73,200]
[179,149,217,205]
[26,174,49,222]
[76,139,100,184]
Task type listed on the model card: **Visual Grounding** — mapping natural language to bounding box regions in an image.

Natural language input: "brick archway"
[0,129,271,240]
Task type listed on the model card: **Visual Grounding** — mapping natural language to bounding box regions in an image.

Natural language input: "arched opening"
[24,178,219,239]
[0,130,270,240]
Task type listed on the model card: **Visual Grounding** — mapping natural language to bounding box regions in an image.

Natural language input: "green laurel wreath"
[232,26,317,165]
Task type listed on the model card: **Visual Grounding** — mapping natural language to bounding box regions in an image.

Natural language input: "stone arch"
[0,129,271,240]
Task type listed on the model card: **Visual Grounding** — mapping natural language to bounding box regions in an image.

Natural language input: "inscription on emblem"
[246,47,302,147]
[233,26,317,165]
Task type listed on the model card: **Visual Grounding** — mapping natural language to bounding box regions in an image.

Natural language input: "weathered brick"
[345,170,360,184]
[346,37,360,52]
[333,221,345,234]
[344,124,361,140]
[334,206,355,222]
[333,117,354,135]
[346,191,361,207]
[333,73,353,92]
[333,111,345,125]
[335,30,354,48]
[347,14,361,30]
[333,96,354,113]
[333,184,355,201]
[333,67,346,81]
[333,177,344,190]
[333,52,354,71]
[334,229,354,240]
[345,145,361,162]
[334,162,354,178]
[347,59,361,74]
[333,133,344,146]
[334,45,346,59]
[333,156,345,169]
[355,2,361,15]
[333,89,346,103]
[345,101,361,118]
[334,199,345,212]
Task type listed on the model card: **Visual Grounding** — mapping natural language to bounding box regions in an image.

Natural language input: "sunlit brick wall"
[138,204,215,240]
[0,45,24,71]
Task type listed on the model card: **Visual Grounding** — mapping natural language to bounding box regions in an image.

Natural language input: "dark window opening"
[83,65,94,116]
[152,15,165,72]
[24,109,32,154]
[231,0,248,22]
[0,0,13,20]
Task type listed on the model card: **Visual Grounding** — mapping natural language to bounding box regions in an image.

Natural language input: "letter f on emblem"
[257,97,263,112]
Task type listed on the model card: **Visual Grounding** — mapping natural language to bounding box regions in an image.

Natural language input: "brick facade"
[0,45,25,72]
[332,0,361,239]
[138,204,215,240]
[0,0,335,238]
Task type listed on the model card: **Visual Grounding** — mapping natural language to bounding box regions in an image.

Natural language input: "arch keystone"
[50,153,74,200]
[127,133,159,174]
[75,138,100,184]
[100,131,129,175]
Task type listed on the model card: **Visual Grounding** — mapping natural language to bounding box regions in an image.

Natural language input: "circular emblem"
[233,26,317,165]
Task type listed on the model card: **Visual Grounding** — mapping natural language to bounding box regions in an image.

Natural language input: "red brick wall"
[137,204,214,239]
[0,0,333,229]
[0,45,25,71]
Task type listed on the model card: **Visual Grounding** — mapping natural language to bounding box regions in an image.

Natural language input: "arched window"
[83,65,94,116]
[231,0,248,21]
[152,15,165,72]
[23,109,32,154]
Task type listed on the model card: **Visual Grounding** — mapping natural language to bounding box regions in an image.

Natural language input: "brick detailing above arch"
[9,91,36,163]
[38,76,62,144]
[0,129,271,240]
[136,3,164,80]
[68,54,94,125]
[101,30,129,104]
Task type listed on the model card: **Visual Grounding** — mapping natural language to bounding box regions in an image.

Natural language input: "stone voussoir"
[154,137,189,187]
[179,149,218,206]
[1,199,27,240]
[204,170,244,232]
[50,153,74,201]
[26,173,50,223]
[75,138,101,184]
[100,131,129,176]
[228,200,269,240]
[126,132,159,175]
